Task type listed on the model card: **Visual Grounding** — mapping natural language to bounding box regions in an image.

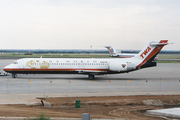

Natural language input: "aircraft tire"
[12,74,17,78]
[88,74,95,80]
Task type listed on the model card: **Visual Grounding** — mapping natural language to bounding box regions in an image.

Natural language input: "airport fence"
[0,78,180,94]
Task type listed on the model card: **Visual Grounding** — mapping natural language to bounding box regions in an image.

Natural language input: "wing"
[74,70,107,74]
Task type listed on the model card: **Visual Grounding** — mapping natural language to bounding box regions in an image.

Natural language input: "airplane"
[3,40,169,79]
[104,46,136,58]
[105,45,158,60]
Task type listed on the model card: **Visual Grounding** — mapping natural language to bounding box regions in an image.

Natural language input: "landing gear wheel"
[88,74,95,80]
[12,74,17,78]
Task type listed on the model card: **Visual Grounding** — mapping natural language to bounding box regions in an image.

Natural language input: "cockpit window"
[14,61,18,64]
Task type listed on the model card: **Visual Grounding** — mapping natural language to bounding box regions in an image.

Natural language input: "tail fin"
[135,40,168,68]
[104,46,121,57]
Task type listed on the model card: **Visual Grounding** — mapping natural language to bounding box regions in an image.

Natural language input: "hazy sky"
[0,0,180,50]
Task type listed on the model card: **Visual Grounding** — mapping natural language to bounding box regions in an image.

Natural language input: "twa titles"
[4,40,169,79]
[140,47,151,59]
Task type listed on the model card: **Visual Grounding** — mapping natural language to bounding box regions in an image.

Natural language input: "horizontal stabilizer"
[150,43,169,46]
[150,40,169,46]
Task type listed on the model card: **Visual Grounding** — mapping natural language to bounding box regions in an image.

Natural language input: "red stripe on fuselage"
[120,56,132,58]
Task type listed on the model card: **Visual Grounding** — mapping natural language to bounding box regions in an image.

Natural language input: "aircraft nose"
[3,65,11,71]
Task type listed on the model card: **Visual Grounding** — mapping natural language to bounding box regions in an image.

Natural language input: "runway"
[0,59,180,94]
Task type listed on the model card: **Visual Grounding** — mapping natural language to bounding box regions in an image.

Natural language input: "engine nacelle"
[109,62,136,72]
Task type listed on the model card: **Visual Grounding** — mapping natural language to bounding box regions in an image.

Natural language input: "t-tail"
[104,46,121,57]
[134,40,169,69]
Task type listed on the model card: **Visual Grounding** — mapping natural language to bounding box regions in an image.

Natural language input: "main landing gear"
[12,73,17,78]
[88,74,95,80]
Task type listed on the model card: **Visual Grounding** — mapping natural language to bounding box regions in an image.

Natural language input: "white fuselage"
[4,57,140,75]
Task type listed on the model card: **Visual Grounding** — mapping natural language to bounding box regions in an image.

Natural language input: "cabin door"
[19,61,24,69]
